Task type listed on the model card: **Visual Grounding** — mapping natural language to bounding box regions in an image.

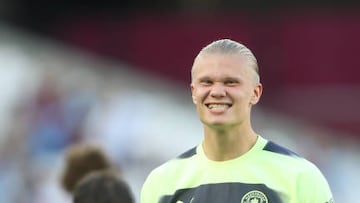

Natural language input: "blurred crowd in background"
[1,1,360,203]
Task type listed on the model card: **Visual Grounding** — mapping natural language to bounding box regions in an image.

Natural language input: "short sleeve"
[296,162,334,203]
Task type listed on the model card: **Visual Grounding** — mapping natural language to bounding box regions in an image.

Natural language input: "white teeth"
[208,104,228,109]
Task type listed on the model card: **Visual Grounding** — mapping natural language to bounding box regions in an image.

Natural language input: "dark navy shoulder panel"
[263,141,299,157]
[177,146,197,159]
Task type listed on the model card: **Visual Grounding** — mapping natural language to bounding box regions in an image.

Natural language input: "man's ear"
[191,84,197,104]
[250,83,263,105]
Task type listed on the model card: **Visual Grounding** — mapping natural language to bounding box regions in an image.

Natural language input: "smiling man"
[141,39,334,203]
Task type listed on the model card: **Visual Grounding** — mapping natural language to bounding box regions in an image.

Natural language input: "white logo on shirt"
[241,190,268,203]
[176,198,194,203]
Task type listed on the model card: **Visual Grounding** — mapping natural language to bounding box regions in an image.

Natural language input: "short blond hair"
[191,39,260,82]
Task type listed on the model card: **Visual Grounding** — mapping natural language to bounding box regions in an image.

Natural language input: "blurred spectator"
[27,72,92,158]
[16,70,98,203]
[73,170,134,203]
[61,143,117,194]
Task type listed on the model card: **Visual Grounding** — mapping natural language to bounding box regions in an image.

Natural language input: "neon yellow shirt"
[141,136,334,203]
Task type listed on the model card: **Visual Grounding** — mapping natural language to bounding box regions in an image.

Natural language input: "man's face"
[191,53,262,129]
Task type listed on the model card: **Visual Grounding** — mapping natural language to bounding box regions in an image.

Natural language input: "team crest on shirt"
[241,190,268,203]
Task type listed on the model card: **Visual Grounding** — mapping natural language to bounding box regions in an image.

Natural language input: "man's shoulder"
[260,139,321,174]
[177,146,198,159]
[262,140,300,157]
[148,146,199,177]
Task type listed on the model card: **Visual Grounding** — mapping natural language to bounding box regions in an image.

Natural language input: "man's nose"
[210,83,226,97]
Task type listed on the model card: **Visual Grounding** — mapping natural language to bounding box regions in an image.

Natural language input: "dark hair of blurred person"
[61,143,114,193]
[73,170,134,203]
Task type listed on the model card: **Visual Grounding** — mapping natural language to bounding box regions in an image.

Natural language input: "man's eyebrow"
[197,76,212,81]
[224,76,240,80]
[197,76,242,81]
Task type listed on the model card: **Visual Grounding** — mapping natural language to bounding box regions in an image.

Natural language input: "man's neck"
[202,125,258,161]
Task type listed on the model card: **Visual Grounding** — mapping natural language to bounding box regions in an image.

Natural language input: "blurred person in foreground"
[61,143,116,194]
[141,39,334,203]
[73,170,134,203]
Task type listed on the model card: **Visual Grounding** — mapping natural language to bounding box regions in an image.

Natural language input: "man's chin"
[204,121,230,130]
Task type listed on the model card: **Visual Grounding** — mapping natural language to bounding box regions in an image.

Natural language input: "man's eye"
[200,80,212,85]
[225,80,238,85]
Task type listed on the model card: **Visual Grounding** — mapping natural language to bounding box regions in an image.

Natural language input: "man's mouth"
[206,103,232,109]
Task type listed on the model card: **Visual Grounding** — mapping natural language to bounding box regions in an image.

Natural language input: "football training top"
[141,136,334,203]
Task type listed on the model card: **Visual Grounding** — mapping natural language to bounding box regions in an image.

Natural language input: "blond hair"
[191,39,260,83]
